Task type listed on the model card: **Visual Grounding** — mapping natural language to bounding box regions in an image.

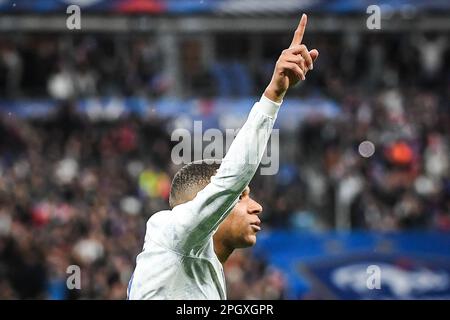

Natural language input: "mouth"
[250,220,261,232]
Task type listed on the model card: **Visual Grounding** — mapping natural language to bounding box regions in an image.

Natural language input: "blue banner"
[0,97,340,130]
[254,232,450,299]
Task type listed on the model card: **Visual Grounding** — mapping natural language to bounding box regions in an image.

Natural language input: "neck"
[213,236,234,264]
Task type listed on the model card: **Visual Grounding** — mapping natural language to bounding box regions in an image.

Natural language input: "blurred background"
[0,0,449,299]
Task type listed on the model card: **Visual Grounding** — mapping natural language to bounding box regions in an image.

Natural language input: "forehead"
[242,186,250,195]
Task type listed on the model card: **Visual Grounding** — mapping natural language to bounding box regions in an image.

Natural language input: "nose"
[248,198,263,215]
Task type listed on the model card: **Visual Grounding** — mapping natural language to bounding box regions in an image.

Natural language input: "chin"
[241,235,257,247]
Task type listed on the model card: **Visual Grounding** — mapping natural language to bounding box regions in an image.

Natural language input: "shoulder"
[142,210,181,252]
[146,210,172,232]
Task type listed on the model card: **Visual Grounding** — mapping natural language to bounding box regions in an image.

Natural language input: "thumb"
[309,49,319,62]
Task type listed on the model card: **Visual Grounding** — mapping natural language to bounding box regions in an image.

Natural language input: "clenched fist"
[264,14,319,103]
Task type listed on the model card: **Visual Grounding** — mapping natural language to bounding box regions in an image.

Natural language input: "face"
[214,186,263,248]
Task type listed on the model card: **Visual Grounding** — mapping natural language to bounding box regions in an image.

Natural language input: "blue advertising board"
[254,232,450,299]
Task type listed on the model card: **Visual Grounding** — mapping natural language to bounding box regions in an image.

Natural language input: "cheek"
[229,207,248,231]
[229,207,257,246]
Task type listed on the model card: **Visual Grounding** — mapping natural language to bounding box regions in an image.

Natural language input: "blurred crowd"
[0,32,449,98]
[0,31,449,299]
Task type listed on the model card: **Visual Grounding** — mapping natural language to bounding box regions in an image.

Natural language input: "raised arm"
[170,14,319,253]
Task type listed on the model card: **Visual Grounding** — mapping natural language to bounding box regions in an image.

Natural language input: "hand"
[264,14,319,103]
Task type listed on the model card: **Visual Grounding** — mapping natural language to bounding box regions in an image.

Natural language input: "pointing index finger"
[290,14,307,48]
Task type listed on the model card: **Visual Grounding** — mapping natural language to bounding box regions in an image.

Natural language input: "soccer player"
[128,14,319,300]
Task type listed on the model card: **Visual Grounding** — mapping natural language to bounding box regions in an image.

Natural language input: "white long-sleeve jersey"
[127,95,281,300]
